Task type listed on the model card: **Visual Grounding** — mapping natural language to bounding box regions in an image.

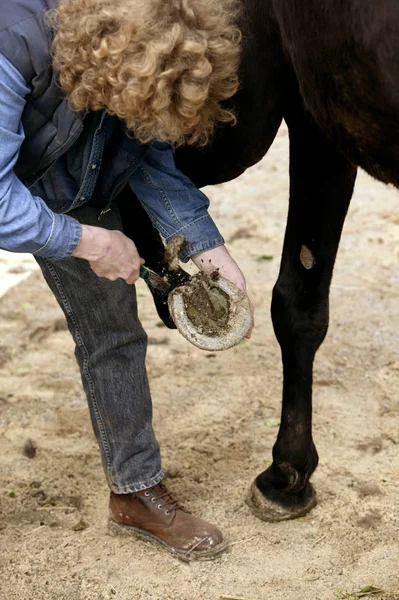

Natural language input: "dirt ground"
[0,126,398,600]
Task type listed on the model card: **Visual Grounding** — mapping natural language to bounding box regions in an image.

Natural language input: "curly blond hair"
[49,0,241,146]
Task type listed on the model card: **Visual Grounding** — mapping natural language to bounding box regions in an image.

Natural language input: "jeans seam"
[42,258,114,474]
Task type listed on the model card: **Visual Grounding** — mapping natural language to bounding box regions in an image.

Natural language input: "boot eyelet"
[144,491,150,497]
[157,504,162,510]
[165,510,170,515]
[151,497,156,502]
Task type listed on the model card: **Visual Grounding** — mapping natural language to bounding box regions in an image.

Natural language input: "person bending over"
[0,0,249,560]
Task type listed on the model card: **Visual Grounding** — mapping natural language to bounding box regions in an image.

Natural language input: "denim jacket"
[0,53,224,262]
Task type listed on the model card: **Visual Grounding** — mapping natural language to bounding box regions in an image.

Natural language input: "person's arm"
[0,53,143,283]
[129,141,248,294]
[0,54,81,260]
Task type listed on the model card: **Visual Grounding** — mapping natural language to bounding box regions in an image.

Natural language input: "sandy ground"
[0,126,398,600]
[0,252,38,299]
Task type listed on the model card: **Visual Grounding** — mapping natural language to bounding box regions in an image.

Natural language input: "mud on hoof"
[148,266,191,330]
[246,478,317,522]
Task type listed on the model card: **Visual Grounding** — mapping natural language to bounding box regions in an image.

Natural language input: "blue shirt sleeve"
[128,141,224,262]
[0,53,82,260]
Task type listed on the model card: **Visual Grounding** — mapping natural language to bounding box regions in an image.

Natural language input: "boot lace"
[144,483,188,514]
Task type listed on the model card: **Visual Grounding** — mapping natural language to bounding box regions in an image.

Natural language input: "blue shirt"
[0,53,224,263]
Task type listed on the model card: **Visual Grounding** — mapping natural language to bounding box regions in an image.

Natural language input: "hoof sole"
[246,479,317,522]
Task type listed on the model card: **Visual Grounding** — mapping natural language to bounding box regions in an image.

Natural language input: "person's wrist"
[191,245,229,272]
[191,245,247,294]
[72,225,112,262]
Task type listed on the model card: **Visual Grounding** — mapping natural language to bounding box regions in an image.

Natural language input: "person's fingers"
[245,321,254,339]
[244,301,255,339]
[126,267,141,285]
[92,266,118,280]
[88,238,144,283]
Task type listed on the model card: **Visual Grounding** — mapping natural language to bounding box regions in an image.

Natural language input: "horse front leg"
[116,186,190,329]
[247,109,357,521]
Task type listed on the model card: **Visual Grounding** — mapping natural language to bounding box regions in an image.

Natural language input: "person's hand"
[72,224,144,284]
[191,245,254,338]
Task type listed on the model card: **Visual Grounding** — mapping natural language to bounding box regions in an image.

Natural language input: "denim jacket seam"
[0,13,42,36]
[136,199,169,239]
[166,214,212,239]
[32,212,56,255]
[179,237,225,262]
[107,146,149,205]
[71,221,82,255]
[69,116,107,210]
[137,166,183,230]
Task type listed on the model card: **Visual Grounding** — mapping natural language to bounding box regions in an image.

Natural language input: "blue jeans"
[35,205,164,493]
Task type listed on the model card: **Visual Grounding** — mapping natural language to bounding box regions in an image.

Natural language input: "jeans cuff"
[109,469,165,494]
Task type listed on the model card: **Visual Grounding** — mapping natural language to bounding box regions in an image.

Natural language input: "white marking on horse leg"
[300,245,316,270]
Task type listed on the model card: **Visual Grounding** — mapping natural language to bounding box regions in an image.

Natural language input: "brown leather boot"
[108,483,227,561]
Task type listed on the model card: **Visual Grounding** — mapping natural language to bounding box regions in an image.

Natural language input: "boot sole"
[108,518,228,562]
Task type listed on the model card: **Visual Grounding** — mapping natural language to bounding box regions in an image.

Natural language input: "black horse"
[120,0,399,521]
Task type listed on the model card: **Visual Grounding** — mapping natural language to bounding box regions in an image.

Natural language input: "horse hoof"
[168,274,252,351]
[246,478,317,522]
